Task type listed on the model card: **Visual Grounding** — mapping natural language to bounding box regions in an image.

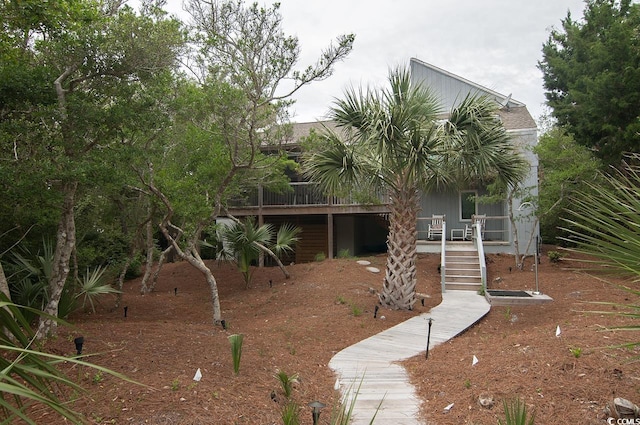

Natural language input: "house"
[225,58,539,263]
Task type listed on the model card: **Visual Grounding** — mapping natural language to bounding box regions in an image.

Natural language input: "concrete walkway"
[328,290,490,424]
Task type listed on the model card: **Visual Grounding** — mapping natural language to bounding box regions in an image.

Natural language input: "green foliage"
[498,398,535,425]
[76,265,120,313]
[228,334,244,375]
[7,240,55,320]
[350,304,363,317]
[534,126,602,243]
[569,347,582,359]
[281,401,300,425]
[0,293,139,424]
[539,0,640,164]
[559,155,640,350]
[275,370,299,398]
[314,252,326,262]
[561,154,640,277]
[547,251,563,263]
[273,223,301,259]
[337,249,351,258]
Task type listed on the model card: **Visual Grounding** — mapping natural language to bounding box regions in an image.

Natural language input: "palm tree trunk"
[379,188,419,310]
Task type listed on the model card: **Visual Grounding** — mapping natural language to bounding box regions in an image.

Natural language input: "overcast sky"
[162,0,587,125]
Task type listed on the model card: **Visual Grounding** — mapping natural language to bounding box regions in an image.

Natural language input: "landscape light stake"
[308,400,326,425]
[425,318,433,359]
[174,287,178,295]
[374,305,379,318]
[124,306,128,318]
[74,336,84,355]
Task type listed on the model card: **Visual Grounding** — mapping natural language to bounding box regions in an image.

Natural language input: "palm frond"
[273,223,301,256]
[0,294,141,423]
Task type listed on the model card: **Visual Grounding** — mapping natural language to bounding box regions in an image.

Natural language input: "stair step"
[446,275,482,283]
[443,242,482,292]
[446,260,479,266]
[446,282,483,291]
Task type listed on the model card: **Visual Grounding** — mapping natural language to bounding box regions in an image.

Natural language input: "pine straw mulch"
[34,248,640,425]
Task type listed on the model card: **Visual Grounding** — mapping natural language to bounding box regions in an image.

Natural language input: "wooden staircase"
[444,243,483,291]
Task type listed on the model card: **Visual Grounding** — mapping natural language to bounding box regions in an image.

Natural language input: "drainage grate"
[487,290,532,297]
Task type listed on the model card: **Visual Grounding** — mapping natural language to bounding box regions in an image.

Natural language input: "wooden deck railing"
[228,182,387,208]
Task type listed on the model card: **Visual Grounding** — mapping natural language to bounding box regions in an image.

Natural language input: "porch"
[226,182,516,259]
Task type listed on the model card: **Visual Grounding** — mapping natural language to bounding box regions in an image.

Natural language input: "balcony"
[227,182,390,216]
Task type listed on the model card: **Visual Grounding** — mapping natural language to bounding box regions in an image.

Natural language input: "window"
[459,190,477,221]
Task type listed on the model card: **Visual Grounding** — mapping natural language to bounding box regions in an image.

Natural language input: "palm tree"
[304,66,527,310]
[221,217,300,287]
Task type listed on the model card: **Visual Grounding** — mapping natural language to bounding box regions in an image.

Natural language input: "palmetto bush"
[561,153,640,347]
[0,293,134,423]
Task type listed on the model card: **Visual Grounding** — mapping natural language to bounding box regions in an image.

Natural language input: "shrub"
[547,251,563,263]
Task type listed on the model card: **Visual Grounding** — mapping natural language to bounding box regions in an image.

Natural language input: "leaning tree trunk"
[186,254,222,325]
[37,181,78,339]
[379,188,419,310]
[159,223,223,325]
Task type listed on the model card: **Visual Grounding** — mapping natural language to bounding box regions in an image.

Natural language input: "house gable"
[409,57,525,114]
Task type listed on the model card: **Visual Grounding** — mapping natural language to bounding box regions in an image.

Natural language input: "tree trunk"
[150,245,172,292]
[139,213,155,293]
[185,254,222,325]
[37,181,78,339]
[115,256,130,308]
[160,223,223,325]
[379,188,419,310]
[0,261,10,301]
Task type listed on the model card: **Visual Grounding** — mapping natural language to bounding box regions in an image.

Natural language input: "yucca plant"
[228,334,244,375]
[0,293,138,424]
[498,398,535,425]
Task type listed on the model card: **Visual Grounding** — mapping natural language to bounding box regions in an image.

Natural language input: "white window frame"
[459,190,478,221]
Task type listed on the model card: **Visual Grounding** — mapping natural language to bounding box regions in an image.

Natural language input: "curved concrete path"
[328,290,490,424]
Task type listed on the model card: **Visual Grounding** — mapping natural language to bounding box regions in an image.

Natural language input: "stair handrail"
[473,222,487,293]
[440,221,447,293]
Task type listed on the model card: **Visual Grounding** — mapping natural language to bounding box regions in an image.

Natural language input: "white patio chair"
[427,215,445,240]
[464,214,486,240]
